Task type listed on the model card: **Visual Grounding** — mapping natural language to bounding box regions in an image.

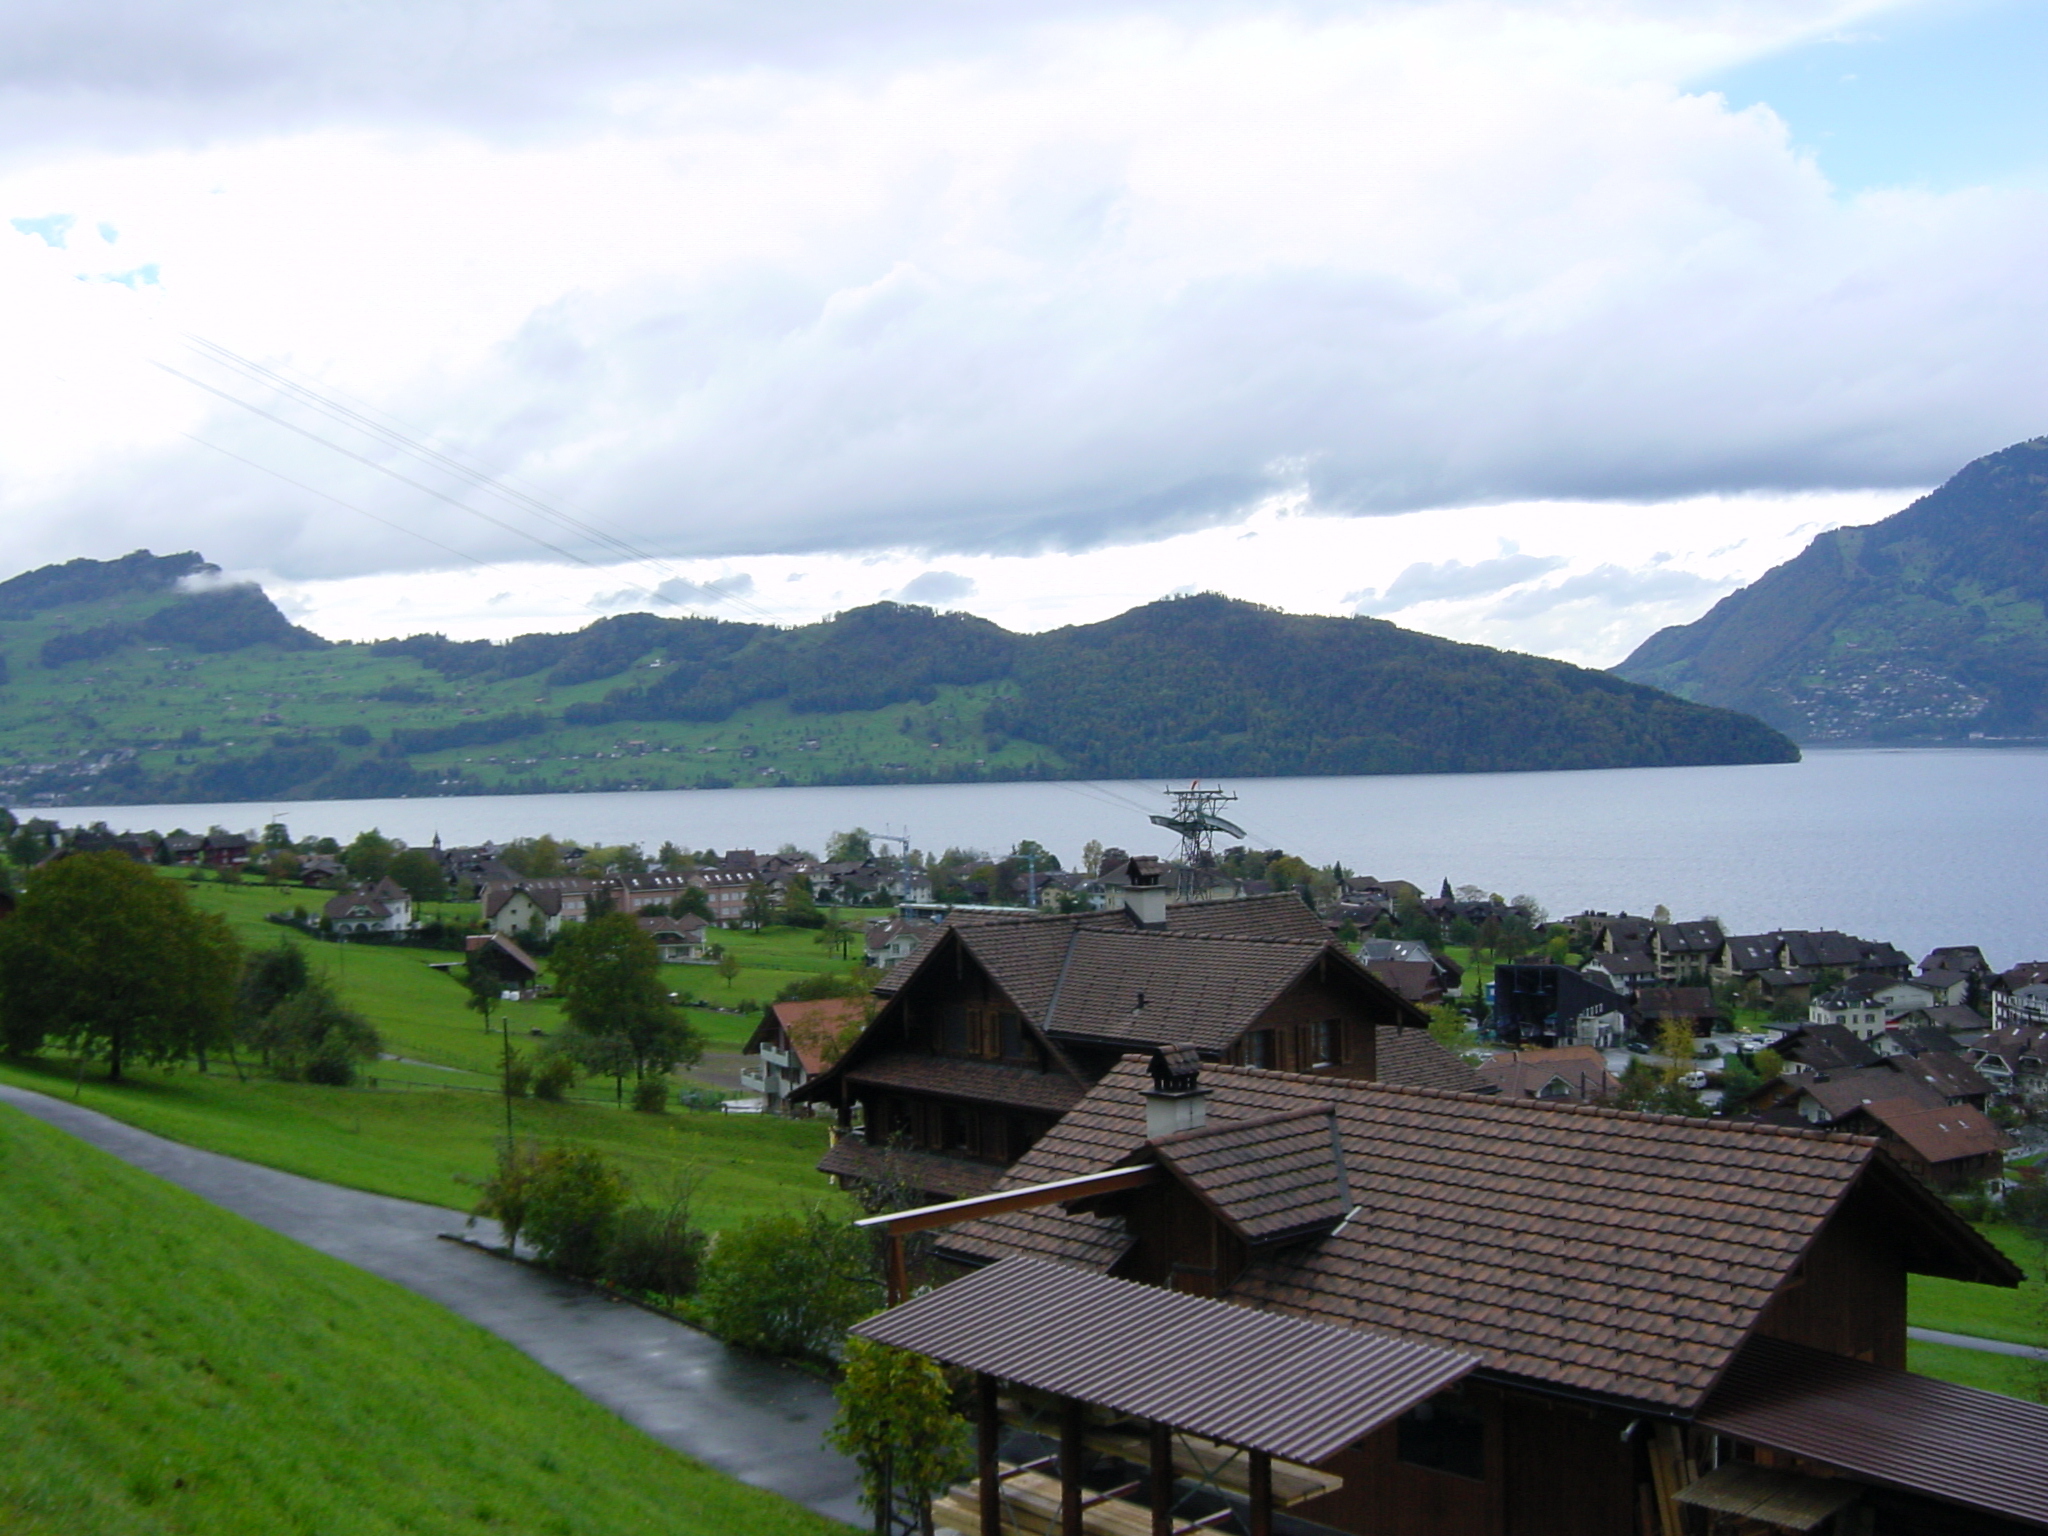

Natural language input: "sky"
[3,0,2044,668]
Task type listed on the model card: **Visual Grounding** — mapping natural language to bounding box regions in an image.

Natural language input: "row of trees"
[0,852,384,1085]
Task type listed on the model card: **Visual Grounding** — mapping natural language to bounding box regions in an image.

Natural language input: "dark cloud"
[1355,551,1566,612]
[893,569,976,605]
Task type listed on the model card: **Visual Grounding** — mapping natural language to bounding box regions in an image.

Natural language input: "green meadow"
[0,1103,850,1536]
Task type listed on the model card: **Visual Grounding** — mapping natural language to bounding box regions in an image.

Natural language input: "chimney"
[1144,1042,1208,1138]
[1116,855,1169,929]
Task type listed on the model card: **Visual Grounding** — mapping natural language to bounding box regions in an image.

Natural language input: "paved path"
[1909,1325,2048,1361]
[0,1084,864,1528]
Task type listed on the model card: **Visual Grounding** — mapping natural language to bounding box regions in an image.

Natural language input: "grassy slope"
[1908,1223,2047,1347]
[0,1103,849,1536]
[0,876,852,1230]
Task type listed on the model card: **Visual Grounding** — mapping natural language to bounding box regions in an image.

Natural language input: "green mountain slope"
[0,554,1795,807]
[1615,438,2048,742]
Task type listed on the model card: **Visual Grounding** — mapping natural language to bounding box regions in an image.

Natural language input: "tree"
[826,828,875,863]
[696,1205,881,1361]
[520,1144,632,1279]
[816,914,857,960]
[499,835,567,877]
[829,1341,972,1536]
[262,979,382,1085]
[716,950,743,989]
[0,852,240,1080]
[782,875,825,929]
[386,847,449,903]
[1426,1004,1482,1060]
[550,910,703,1083]
[671,883,712,920]
[1080,839,1105,878]
[342,827,396,883]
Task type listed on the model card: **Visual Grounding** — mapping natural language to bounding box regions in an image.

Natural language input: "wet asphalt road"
[0,1083,864,1528]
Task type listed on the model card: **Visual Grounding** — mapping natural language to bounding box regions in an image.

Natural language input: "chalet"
[1491,964,1630,1049]
[1355,939,1461,1007]
[1858,1099,2008,1191]
[877,1053,2036,1536]
[1650,919,1723,984]
[480,878,599,938]
[636,914,708,963]
[297,854,346,887]
[461,932,542,997]
[740,997,868,1112]
[1772,1022,1880,1074]
[1474,1045,1616,1103]
[794,890,1453,1201]
[1968,1023,2048,1100]
[201,832,251,869]
[1633,985,1726,1038]
[1577,951,1656,997]
[863,918,922,971]
[164,834,206,866]
[1879,1007,1986,1048]
[323,877,415,936]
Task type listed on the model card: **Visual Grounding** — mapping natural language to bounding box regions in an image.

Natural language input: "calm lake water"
[61,747,2048,970]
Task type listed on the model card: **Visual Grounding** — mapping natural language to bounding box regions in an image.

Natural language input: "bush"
[602,1191,707,1304]
[532,1054,576,1101]
[468,1140,545,1251]
[696,1206,881,1362]
[503,1052,533,1098]
[522,1145,631,1280]
[263,981,381,1086]
[631,1078,669,1114]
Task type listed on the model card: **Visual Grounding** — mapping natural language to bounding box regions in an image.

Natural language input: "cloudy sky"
[3,0,2044,667]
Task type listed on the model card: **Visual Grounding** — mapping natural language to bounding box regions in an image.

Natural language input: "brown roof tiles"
[940,1058,2014,1412]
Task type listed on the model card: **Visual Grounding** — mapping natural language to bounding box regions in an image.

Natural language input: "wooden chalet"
[794,891,1455,1201]
[862,1052,2041,1536]
[740,996,869,1112]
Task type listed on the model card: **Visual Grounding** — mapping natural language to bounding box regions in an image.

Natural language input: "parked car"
[1625,1040,1652,1054]
[1678,1070,1709,1090]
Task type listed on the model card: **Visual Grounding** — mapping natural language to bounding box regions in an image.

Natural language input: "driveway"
[0,1083,863,1528]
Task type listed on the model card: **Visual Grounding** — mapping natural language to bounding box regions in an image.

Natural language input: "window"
[939,1005,971,1055]
[999,1011,1030,1061]
[1312,1019,1341,1067]
[942,1105,974,1153]
[1244,1029,1276,1069]
[1395,1386,1485,1480]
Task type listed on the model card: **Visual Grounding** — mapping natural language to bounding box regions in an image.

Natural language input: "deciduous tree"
[0,851,240,1081]
[550,910,703,1083]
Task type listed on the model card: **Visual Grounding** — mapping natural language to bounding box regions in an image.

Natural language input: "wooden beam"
[977,1374,1000,1536]
[856,1165,1162,1238]
[1149,1420,1173,1536]
[885,1233,910,1307]
[1061,1397,1086,1536]
[1248,1451,1272,1536]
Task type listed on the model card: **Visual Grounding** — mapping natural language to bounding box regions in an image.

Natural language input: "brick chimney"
[1144,1042,1208,1139]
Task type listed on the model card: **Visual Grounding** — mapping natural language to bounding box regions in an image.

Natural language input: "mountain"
[1615,438,2048,742]
[0,552,1795,807]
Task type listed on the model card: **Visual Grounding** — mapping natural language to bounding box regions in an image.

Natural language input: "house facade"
[921,1054,2032,1536]
[323,877,416,935]
[795,890,1445,1200]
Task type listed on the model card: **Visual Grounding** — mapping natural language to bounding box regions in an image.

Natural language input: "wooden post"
[1247,1450,1272,1536]
[887,1233,909,1307]
[1060,1396,1086,1536]
[1149,1420,1174,1536]
[977,1374,1001,1536]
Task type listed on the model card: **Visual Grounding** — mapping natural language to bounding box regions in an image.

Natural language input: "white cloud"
[0,0,2024,667]
[894,569,976,605]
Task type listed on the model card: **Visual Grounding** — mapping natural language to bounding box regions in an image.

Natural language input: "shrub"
[696,1206,881,1362]
[828,1340,972,1533]
[468,1140,546,1251]
[602,1190,707,1304]
[522,1145,631,1280]
[263,981,381,1086]
[532,1053,577,1101]
[631,1077,669,1114]
[503,1052,533,1099]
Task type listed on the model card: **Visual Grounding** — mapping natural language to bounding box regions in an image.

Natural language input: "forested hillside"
[0,552,1795,807]
[1616,437,2048,741]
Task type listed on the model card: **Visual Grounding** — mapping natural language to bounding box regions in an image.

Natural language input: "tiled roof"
[1374,1025,1488,1094]
[1861,1100,2007,1166]
[938,1058,2011,1412]
[1776,1024,1879,1072]
[760,997,870,1076]
[844,1051,1088,1116]
[818,1137,1003,1199]
[1884,1050,1991,1103]
[1794,1068,1943,1124]
[1152,1109,1353,1246]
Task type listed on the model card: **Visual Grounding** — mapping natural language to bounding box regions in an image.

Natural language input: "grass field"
[0,1056,842,1231]
[1909,1223,2048,1347]
[1906,1339,2042,1399]
[0,1102,850,1536]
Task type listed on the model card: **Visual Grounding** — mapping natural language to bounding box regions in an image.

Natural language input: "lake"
[58,747,2048,970]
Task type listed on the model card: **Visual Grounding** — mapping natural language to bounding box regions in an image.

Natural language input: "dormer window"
[1245,1029,1276,1069]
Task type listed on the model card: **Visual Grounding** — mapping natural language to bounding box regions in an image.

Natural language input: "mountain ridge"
[1614,438,2048,741]
[0,551,1796,806]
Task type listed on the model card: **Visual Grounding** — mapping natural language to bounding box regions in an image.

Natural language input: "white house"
[323,877,417,936]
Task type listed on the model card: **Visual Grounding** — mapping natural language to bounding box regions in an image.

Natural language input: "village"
[6,798,2048,1535]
